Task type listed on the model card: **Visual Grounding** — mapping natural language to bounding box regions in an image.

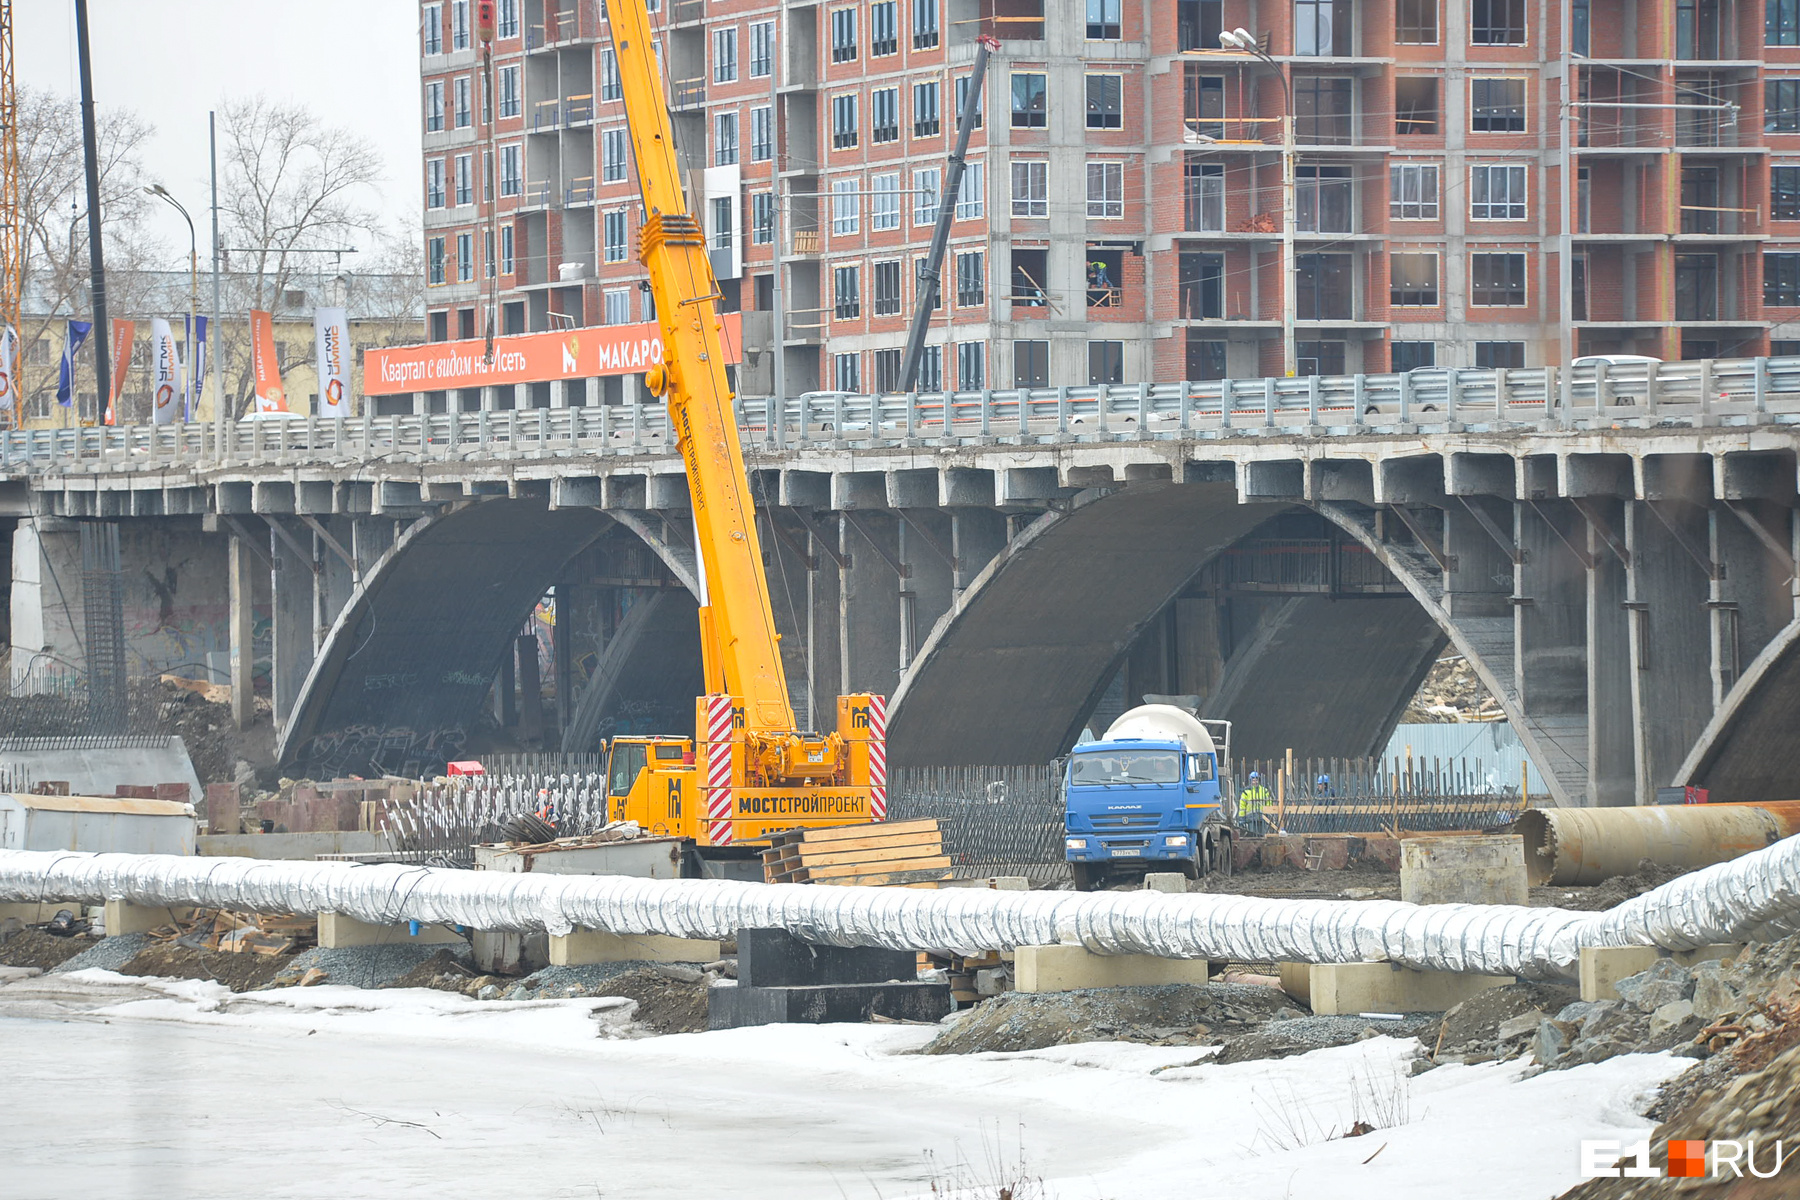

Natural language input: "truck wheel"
[1070,863,1098,892]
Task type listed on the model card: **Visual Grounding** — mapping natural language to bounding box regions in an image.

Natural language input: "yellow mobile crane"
[597,0,887,855]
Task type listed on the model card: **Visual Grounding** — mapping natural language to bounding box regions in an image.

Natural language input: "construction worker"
[1237,771,1272,834]
[1315,774,1335,798]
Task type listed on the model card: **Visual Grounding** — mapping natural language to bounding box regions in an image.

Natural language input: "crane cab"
[605,736,696,835]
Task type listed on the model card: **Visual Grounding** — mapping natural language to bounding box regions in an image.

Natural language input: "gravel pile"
[47,934,150,976]
[1422,980,1581,1066]
[1214,1013,1438,1065]
[922,982,1302,1055]
[277,942,473,990]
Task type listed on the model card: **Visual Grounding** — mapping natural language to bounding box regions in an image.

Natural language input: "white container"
[557,261,588,281]
[0,794,196,856]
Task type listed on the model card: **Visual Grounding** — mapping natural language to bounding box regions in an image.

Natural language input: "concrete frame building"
[422,0,1800,390]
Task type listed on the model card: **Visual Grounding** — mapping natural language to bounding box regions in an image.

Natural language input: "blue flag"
[57,320,94,407]
[187,315,209,420]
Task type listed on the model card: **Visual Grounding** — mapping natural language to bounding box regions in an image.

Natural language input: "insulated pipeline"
[9,834,1800,978]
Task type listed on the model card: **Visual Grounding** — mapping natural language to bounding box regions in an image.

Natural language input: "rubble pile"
[1401,654,1503,723]
[920,983,1304,1055]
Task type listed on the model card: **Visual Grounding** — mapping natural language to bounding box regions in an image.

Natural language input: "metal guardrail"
[4,355,1798,472]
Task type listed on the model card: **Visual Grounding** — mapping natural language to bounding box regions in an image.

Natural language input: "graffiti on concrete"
[294,723,469,779]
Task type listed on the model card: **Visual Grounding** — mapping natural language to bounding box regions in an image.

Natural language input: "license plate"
[1112,848,1141,857]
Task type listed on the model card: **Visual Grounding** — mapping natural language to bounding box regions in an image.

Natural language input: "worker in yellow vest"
[1237,772,1272,835]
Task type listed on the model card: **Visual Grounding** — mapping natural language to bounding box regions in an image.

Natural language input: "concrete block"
[204,783,241,835]
[317,911,466,949]
[1304,838,1350,871]
[1143,873,1187,894]
[709,981,952,1029]
[992,876,1030,891]
[472,929,550,975]
[1278,961,1313,1006]
[1014,945,1213,993]
[737,927,916,986]
[0,901,83,925]
[1400,834,1529,906]
[104,899,183,937]
[1578,944,1743,1001]
[548,929,720,966]
[1300,961,1514,1014]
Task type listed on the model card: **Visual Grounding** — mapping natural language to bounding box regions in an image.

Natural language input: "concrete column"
[584,378,602,407]
[554,579,574,740]
[1585,502,1634,806]
[1441,501,1512,619]
[269,523,316,732]
[839,511,904,696]
[1515,501,1587,717]
[762,510,818,729]
[950,509,1007,593]
[1625,501,1713,803]
[9,518,84,688]
[517,631,545,745]
[808,523,841,727]
[229,534,255,731]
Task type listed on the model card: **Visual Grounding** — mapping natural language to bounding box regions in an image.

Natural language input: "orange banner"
[250,309,288,413]
[362,315,743,395]
[106,318,135,426]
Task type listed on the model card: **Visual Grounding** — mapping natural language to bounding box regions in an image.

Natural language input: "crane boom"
[610,0,796,736]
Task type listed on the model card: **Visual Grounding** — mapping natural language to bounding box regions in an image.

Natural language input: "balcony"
[520,180,554,210]
[565,176,597,207]
[672,78,706,111]
[528,0,603,49]
[532,99,562,133]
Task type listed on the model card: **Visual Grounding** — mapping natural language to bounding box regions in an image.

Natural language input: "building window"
[423,3,443,54]
[833,93,859,149]
[1297,165,1353,232]
[1296,254,1353,319]
[1012,159,1048,217]
[498,0,518,38]
[457,232,474,282]
[914,82,940,137]
[1011,248,1048,304]
[913,168,940,224]
[1088,341,1124,384]
[872,348,903,393]
[499,145,521,196]
[955,251,984,306]
[1185,69,1224,138]
[1179,251,1224,319]
[1471,163,1527,219]
[1471,0,1526,44]
[427,158,446,208]
[1087,0,1122,38]
[1766,253,1800,305]
[1471,78,1526,131]
[1391,341,1434,371]
[1011,74,1047,128]
[454,77,472,128]
[915,343,943,390]
[1085,74,1123,129]
[426,81,445,132]
[642,289,657,323]
[1179,0,1224,49]
[1470,252,1527,305]
[957,341,985,389]
[751,106,773,161]
[1396,78,1439,134]
[1770,80,1800,131]
[451,154,470,205]
[1015,340,1050,386]
[874,260,903,315]
[1776,166,1800,219]
[752,192,774,244]
[710,196,734,252]
[1389,163,1440,218]
[833,178,860,234]
[715,27,739,83]
[1572,253,1588,319]
[1295,0,1351,55]
[1184,159,1224,230]
[501,224,514,275]
[871,0,898,54]
[451,0,469,49]
[601,50,622,101]
[872,87,899,142]
[1390,253,1439,306]
[743,22,772,80]
[872,172,901,230]
[715,111,739,166]
[915,0,940,48]
[955,75,984,128]
[1086,160,1123,218]
[1297,340,1346,375]
[1475,341,1525,368]
[1295,77,1353,143]
[428,236,446,285]
[1774,0,1800,45]
[604,210,628,262]
[1397,0,1439,42]
[831,8,858,61]
[605,288,631,325]
[835,352,861,391]
[956,161,984,219]
[498,66,521,118]
[1185,333,1227,381]
[602,128,628,182]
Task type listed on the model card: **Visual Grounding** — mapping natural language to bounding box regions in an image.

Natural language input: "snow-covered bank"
[0,971,1684,1200]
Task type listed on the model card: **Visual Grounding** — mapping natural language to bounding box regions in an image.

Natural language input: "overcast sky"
[19,0,421,268]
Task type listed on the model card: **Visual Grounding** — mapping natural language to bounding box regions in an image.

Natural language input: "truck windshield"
[1070,752,1181,785]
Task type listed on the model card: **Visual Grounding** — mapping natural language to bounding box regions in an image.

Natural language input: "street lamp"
[146,184,200,419]
[1219,27,1297,378]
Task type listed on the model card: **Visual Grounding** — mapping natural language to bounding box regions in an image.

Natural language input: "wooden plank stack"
[761,819,950,888]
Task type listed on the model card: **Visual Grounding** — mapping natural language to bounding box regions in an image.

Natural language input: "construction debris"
[761,819,950,887]
[921,983,1304,1055]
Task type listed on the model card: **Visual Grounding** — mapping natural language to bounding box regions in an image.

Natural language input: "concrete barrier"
[316,912,465,949]
[197,831,393,859]
[1284,960,1514,1014]
[1014,945,1213,992]
[1400,834,1529,906]
[548,930,721,966]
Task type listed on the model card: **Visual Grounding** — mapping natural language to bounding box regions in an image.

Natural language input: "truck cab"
[1063,705,1233,890]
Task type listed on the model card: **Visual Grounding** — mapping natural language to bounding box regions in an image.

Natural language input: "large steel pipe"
[1513,805,1795,887]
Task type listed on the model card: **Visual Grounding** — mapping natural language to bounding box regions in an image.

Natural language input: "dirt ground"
[0,930,96,972]
[115,941,292,993]
[379,949,481,992]
[595,968,711,1034]
[1194,859,1401,900]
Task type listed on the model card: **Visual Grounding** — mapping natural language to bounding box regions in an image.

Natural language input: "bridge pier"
[1585,504,1635,807]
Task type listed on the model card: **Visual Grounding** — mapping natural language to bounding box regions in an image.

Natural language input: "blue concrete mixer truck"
[1063,704,1235,890]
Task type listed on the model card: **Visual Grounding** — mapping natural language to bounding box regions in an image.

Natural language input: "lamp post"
[1220,27,1296,378]
[146,184,199,419]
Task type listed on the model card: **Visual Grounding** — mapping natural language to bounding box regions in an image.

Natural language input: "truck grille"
[1090,814,1163,830]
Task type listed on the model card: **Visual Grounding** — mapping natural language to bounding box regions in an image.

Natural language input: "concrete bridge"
[4,356,1798,806]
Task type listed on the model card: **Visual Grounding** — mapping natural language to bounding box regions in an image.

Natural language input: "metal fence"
[1225,755,1524,835]
[383,771,620,868]
[888,765,1069,884]
[4,354,1798,471]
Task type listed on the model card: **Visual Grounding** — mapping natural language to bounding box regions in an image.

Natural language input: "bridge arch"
[1675,621,1800,800]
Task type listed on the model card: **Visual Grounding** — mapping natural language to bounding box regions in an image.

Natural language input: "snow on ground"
[0,969,1685,1200]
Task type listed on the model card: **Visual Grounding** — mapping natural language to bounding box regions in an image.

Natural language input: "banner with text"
[107,319,135,426]
[249,309,288,413]
[314,307,351,416]
[150,318,183,426]
[361,315,742,395]
[0,325,18,422]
